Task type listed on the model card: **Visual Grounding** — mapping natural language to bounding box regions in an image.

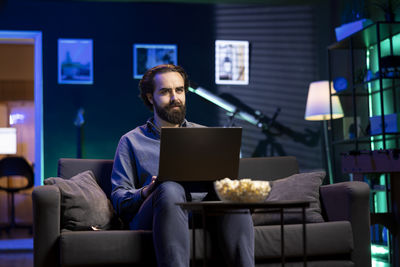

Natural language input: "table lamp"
[305,80,344,184]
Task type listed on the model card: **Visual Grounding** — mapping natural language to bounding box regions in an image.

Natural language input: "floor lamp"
[0,128,17,156]
[305,81,344,184]
[0,127,18,229]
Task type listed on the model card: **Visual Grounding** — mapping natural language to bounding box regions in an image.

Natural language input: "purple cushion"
[44,170,117,230]
[252,172,325,225]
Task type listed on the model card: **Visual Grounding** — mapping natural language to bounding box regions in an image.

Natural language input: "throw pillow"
[44,170,118,231]
[252,171,325,226]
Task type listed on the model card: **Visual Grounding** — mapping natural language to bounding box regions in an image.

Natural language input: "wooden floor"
[0,228,33,267]
[0,252,33,267]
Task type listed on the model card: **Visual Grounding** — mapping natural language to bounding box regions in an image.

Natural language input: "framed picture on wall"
[133,44,178,79]
[58,39,93,84]
[215,40,249,85]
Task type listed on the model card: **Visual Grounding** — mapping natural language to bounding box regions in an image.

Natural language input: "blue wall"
[0,0,219,177]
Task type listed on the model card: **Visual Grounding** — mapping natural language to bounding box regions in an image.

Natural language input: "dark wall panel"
[214,4,323,171]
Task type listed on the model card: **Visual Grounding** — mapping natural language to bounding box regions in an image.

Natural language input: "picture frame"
[58,39,93,84]
[133,44,178,79]
[215,40,249,85]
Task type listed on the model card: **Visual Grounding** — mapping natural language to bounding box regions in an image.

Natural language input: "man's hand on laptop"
[141,176,158,199]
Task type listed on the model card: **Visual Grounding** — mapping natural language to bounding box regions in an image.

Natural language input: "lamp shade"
[305,80,344,121]
[0,127,17,154]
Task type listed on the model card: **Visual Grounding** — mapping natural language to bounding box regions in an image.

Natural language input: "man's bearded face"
[153,98,186,125]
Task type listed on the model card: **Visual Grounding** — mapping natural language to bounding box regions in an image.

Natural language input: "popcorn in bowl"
[214,178,271,202]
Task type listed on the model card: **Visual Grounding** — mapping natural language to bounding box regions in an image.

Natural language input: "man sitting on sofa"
[110,64,254,267]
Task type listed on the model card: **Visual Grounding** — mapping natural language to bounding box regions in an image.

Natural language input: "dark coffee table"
[177,200,310,267]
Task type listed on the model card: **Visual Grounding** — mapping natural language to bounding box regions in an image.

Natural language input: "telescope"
[188,84,269,129]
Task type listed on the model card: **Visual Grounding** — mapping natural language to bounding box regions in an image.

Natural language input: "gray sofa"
[33,156,371,267]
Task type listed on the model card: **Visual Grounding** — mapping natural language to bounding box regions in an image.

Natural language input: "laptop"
[157,127,242,182]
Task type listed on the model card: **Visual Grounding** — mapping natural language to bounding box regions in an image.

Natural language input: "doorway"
[0,31,43,187]
[0,31,42,241]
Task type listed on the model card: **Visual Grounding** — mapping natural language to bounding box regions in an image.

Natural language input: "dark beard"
[154,100,186,125]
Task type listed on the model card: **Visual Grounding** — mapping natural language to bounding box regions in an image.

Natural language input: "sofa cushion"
[59,229,216,266]
[60,230,156,266]
[252,172,325,225]
[59,222,353,266]
[44,170,117,231]
[254,221,353,259]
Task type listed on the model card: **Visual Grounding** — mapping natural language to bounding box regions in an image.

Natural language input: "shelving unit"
[328,22,400,265]
[328,22,400,180]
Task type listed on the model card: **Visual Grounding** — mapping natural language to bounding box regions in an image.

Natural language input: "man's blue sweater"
[111,118,201,223]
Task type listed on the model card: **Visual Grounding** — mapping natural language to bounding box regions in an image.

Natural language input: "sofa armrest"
[320,181,371,267]
[32,185,61,267]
